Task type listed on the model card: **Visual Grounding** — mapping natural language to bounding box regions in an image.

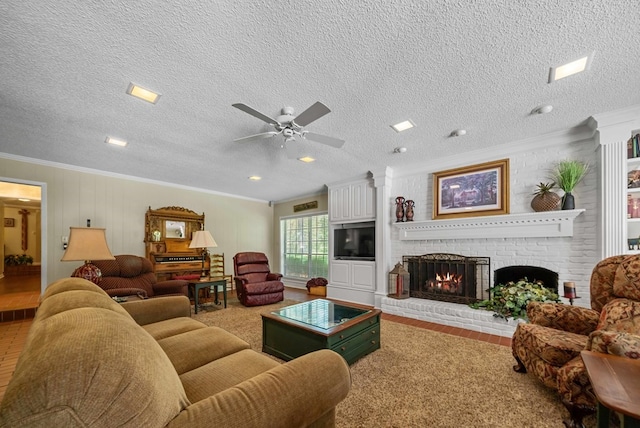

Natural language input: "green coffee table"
[261,299,381,365]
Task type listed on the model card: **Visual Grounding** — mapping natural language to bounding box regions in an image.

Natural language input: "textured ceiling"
[1,1,639,202]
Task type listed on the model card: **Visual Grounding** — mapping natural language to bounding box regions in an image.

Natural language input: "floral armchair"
[511,255,640,427]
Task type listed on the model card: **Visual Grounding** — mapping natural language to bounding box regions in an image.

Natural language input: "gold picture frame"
[433,159,510,220]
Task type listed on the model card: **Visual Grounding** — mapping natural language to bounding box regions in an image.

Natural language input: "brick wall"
[388,134,598,308]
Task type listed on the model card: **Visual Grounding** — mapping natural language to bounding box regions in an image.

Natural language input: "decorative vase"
[404,200,415,221]
[562,192,575,210]
[395,196,405,222]
[530,192,560,212]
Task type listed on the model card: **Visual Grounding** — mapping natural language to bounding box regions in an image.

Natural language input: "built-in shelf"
[394,210,585,240]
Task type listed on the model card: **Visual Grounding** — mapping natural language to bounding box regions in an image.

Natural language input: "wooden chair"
[210,253,233,290]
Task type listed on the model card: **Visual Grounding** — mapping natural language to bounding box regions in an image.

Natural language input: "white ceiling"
[1,1,639,202]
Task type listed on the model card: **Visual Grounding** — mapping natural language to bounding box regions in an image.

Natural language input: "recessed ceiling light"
[450,129,467,137]
[248,176,262,181]
[393,147,407,154]
[298,156,315,163]
[548,53,593,83]
[18,198,30,202]
[126,83,161,104]
[532,105,553,115]
[390,120,415,133]
[105,136,128,147]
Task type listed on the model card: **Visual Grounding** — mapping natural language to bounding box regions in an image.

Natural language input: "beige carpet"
[193,299,596,428]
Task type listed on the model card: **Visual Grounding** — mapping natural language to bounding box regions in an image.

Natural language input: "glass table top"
[271,299,371,330]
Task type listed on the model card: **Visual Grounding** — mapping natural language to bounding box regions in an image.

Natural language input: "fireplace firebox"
[403,253,490,304]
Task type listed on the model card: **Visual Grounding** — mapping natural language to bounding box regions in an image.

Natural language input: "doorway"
[0,178,47,315]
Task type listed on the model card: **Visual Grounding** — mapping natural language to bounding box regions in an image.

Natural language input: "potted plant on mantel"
[550,160,589,210]
[531,182,561,212]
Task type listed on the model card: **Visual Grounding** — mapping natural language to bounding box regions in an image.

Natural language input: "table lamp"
[61,227,115,284]
[189,230,218,278]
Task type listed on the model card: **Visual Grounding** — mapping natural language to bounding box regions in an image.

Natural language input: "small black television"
[333,222,375,261]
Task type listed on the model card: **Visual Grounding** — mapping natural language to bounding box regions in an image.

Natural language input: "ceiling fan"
[232,102,345,155]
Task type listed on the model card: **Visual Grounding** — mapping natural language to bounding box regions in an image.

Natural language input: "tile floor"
[0,281,510,402]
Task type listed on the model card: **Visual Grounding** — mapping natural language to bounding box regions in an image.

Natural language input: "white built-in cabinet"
[330,260,376,292]
[329,180,375,222]
[327,177,377,305]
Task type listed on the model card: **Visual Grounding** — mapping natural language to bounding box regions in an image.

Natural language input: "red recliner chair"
[233,252,284,306]
[92,254,188,298]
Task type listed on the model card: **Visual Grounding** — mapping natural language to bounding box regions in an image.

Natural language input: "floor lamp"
[189,230,218,278]
[61,227,115,284]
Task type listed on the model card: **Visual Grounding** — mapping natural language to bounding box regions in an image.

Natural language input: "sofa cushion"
[612,257,640,301]
[514,323,587,367]
[180,349,280,402]
[0,308,189,428]
[37,281,133,322]
[157,327,251,375]
[596,298,640,332]
[244,280,285,295]
[143,317,207,341]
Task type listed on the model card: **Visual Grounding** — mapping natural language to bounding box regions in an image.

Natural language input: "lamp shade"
[61,227,115,261]
[61,227,115,285]
[189,230,218,249]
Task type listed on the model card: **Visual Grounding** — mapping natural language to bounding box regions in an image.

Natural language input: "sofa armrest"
[527,301,600,335]
[153,279,188,296]
[266,272,283,281]
[103,287,148,299]
[120,295,191,325]
[587,330,640,359]
[167,349,351,428]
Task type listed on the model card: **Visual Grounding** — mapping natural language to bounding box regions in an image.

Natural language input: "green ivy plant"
[469,278,560,321]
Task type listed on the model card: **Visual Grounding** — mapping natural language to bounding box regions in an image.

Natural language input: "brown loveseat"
[93,254,188,298]
[0,278,351,427]
[233,252,285,306]
[511,255,640,427]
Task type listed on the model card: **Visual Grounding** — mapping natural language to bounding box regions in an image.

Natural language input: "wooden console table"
[581,350,640,427]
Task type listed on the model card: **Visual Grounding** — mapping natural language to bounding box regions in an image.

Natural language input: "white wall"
[0,156,274,291]
[388,130,598,308]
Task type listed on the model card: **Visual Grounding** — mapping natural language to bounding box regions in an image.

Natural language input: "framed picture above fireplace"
[432,158,510,219]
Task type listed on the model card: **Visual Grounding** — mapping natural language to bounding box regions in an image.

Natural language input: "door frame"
[0,176,47,295]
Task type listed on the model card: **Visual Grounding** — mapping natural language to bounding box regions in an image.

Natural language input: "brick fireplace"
[381,210,590,338]
[403,253,490,304]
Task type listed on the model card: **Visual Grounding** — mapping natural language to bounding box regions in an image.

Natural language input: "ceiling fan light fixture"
[298,156,315,163]
[548,53,593,83]
[391,120,415,133]
[126,83,161,104]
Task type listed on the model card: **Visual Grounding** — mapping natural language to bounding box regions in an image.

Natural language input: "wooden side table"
[581,350,640,428]
[189,278,227,314]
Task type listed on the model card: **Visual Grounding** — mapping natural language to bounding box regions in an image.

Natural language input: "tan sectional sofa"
[0,278,351,427]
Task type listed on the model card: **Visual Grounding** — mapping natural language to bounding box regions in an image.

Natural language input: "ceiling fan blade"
[292,101,331,127]
[304,132,345,148]
[233,131,279,143]
[232,103,280,126]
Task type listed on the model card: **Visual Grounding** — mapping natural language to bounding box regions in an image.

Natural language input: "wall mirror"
[144,206,205,254]
[165,220,186,239]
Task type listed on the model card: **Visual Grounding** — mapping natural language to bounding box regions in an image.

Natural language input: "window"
[281,214,328,279]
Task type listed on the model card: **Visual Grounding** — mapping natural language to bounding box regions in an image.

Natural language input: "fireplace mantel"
[394,209,585,240]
